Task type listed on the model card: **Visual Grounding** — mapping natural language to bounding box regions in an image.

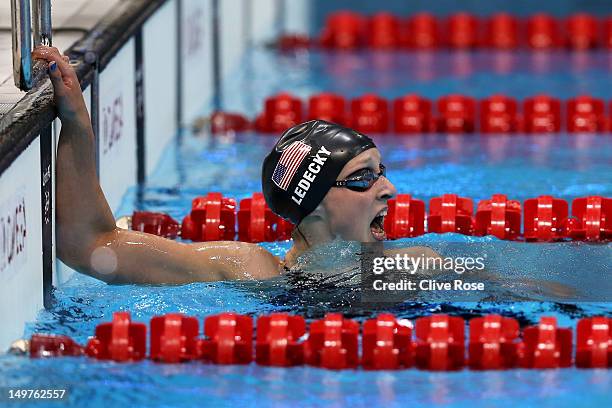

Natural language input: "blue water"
[1,48,611,407]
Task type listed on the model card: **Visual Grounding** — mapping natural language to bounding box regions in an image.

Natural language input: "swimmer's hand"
[32,46,89,124]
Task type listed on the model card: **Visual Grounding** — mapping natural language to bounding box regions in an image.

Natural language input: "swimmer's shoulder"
[218,241,284,280]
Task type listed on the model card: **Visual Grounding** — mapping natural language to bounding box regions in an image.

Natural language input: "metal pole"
[211,0,221,110]
[32,0,40,44]
[39,0,52,46]
[11,0,33,90]
[32,0,52,46]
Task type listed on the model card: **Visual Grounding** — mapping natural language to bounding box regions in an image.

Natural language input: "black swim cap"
[262,120,376,224]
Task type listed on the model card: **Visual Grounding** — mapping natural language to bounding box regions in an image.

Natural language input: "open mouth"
[370,208,387,241]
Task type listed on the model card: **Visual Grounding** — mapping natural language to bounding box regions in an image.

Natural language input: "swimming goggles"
[334,164,386,192]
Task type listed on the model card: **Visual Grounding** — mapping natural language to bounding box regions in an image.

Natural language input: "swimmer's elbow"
[57,228,123,284]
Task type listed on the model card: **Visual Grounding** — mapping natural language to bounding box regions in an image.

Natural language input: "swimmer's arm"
[77,230,283,284]
[31,46,122,276]
[34,46,282,284]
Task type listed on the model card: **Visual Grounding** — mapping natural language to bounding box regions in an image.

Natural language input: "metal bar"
[175,0,183,129]
[11,0,33,90]
[40,124,54,309]
[32,0,40,44]
[32,0,51,46]
[134,28,146,185]
[211,0,221,110]
[40,0,52,45]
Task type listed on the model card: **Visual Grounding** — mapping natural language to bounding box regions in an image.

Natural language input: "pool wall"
[0,0,311,351]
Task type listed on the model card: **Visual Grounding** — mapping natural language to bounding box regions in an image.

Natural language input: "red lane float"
[362,314,413,370]
[480,95,519,133]
[238,193,268,243]
[565,13,599,50]
[469,315,520,370]
[199,313,253,364]
[238,192,293,242]
[320,11,365,49]
[474,194,521,240]
[484,13,519,49]
[527,14,561,49]
[350,94,389,133]
[30,334,84,358]
[524,195,568,241]
[437,95,476,133]
[24,313,612,370]
[256,313,306,366]
[150,313,199,363]
[415,315,465,370]
[428,194,474,235]
[368,13,400,48]
[575,317,611,368]
[384,194,426,239]
[181,193,236,241]
[567,196,612,241]
[605,17,612,49]
[277,34,311,51]
[308,92,347,125]
[446,13,479,49]
[393,94,433,133]
[85,312,147,362]
[210,111,251,134]
[131,211,180,239]
[403,13,439,49]
[520,317,572,369]
[523,94,561,133]
[255,93,303,133]
[313,12,612,50]
[134,191,611,243]
[566,96,606,133]
[252,93,612,134]
[305,313,359,369]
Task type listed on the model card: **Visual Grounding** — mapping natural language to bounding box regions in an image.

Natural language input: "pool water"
[1,48,611,407]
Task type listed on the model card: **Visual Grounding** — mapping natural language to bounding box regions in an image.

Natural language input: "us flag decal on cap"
[272,141,312,190]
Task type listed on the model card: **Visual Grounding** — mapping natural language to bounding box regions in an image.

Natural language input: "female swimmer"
[33,46,433,284]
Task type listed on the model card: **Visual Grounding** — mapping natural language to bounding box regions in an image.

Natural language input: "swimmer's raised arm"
[34,46,281,284]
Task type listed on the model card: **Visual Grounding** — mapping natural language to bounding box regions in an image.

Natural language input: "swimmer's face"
[321,148,396,242]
